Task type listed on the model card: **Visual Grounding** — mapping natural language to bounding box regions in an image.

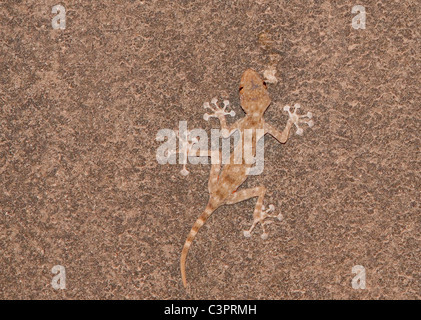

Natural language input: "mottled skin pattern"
[180,69,313,288]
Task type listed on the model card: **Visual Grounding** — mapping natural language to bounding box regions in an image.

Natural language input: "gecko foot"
[171,129,199,176]
[283,103,314,135]
[243,204,282,240]
[203,98,235,121]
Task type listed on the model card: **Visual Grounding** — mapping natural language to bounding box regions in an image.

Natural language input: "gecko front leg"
[265,103,314,143]
[203,98,237,137]
[283,103,314,136]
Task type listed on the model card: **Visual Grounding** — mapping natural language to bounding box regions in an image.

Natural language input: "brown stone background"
[0,0,419,299]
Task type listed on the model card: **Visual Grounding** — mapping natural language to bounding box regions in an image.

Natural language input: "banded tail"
[180,202,216,288]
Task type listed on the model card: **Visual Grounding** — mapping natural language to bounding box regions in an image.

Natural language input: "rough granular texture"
[0,0,419,299]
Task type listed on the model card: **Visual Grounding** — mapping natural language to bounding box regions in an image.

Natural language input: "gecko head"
[239,69,271,117]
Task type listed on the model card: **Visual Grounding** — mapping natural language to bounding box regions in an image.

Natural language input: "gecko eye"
[263,81,267,88]
[239,86,244,92]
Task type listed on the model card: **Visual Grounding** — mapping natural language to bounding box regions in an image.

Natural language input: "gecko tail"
[180,203,215,288]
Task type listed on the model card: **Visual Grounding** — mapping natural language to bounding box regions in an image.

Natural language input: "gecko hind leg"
[226,186,282,240]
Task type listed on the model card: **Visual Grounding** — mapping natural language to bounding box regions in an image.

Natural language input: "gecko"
[180,69,314,288]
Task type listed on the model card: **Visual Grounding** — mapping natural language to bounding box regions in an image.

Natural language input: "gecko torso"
[180,69,314,288]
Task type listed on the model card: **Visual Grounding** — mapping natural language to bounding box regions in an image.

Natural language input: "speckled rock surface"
[0,0,419,299]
